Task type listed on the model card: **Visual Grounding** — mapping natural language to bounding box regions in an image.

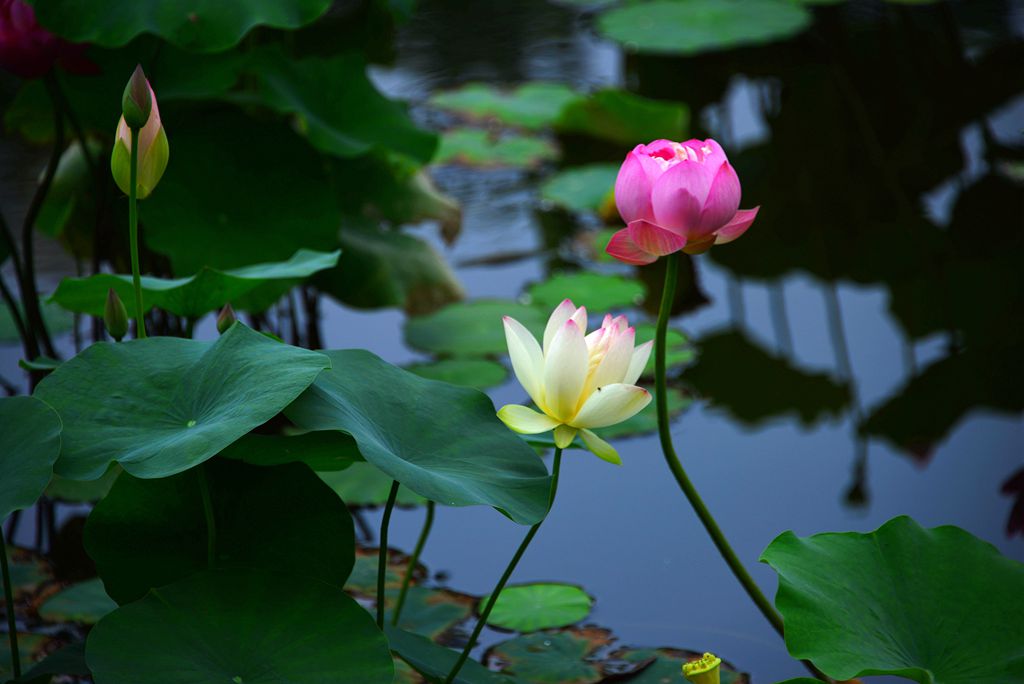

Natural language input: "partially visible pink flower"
[606,138,759,265]
[0,0,93,79]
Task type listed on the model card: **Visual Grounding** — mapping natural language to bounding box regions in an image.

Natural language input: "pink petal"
[650,159,714,235]
[714,207,760,245]
[627,219,686,257]
[614,149,659,224]
[605,228,658,266]
[694,161,741,239]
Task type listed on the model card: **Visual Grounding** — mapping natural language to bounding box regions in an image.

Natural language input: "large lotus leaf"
[38,578,117,624]
[386,627,515,684]
[525,272,645,311]
[407,358,508,390]
[143,108,341,274]
[46,465,121,502]
[248,49,437,163]
[317,222,464,316]
[49,249,340,320]
[0,396,61,521]
[597,0,811,55]
[484,583,592,633]
[218,431,363,471]
[86,569,394,684]
[760,516,1024,684]
[34,324,330,480]
[683,329,849,426]
[26,0,331,52]
[540,164,618,213]
[85,459,354,605]
[435,129,558,169]
[285,349,551,525]
[404,300,547,357]
[484,627,613,684]
[429,82,582,130]
[554,89,688,146]
[320,462,428,507]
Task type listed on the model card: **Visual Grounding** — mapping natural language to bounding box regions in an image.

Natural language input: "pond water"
[2,1,1023,682]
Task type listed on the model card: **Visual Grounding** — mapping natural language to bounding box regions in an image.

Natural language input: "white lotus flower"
[497,299,653,464]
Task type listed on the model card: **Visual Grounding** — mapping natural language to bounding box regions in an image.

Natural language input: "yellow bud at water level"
[682,653,721,684]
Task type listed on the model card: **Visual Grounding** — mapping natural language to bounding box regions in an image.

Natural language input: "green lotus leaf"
[484,627,613,684]
[554,89,688,146]
[483,583,593,633]
[385,627,515,684]
[435,128,558,169]
[429,82,581,130]
[320,463,428,507]
[38,578,117,624]
[404,300,547,358]
[541,164,618,213]
[217,430,362,472]
[406,358,508,390]
[0,396,62,521]
[525,272,645,311]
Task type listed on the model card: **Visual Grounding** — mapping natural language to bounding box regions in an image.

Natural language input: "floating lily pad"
[218,431,363,472]
[50,249,340,320]
[597,0,812,55]
[555,89,688,146]
[85,459,354,605]
[38,578,117,624]
[484,627,613,684]
[406,358,508,390]
[634,324,694,376]
[525,272,645,311]
[405,300,547,357]
[760,516,1024,684]
[541,164,618,214]
[593,387,689,440]
[484,583,593,633]
[346,548,424,598]
[429,83,581,130]
[0,396,62,521]
[35,324,329,481]
[391,587,475,641]
[435,129,558,169]
[386,627,515,684]
[27,0,332,52]
[320,463,428,507]
[285,350,551,525]
[613,648,749,684]
[86,569,394,684]
[46,465,121,502]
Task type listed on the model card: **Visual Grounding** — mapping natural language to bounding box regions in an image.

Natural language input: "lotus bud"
[121,64,151,129]
[216,304,236,334]
[110,71,169,199]
[682,653,721,684]
[104,288,129,342]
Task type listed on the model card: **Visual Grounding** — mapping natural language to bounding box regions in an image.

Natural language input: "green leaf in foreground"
[760,516,1024,684]
[35,324,330,480]
[218,431,363,471]
[525,272,644,311]
[483,583,593,632]
[285,350,551,525]
[86,569,394,684]
[0,396,62,521]
[49,249,340,319]
[386,626,514,684]
[405,300,547,357]
[38,578,117,624]
[85,459,355,605]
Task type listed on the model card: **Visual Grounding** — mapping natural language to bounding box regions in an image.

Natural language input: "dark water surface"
[2,1,1023,682]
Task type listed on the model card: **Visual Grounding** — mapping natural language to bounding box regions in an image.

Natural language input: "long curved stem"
[1,527,21,679]
[444,448,563,684]
[377,480,401,628]
[655,253,829,682]
[392,500,435,626]
[128,127,145,338]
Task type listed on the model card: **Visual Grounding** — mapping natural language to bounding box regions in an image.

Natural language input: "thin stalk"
[128,128,145,338]
[655,253,828,682]
[1,526,21,679]
[444,448,563,684]
[392,500,435,626]
[197,465,216,568]
[377,480,401,628]
[0,212,36,360]
[0,275,28,356]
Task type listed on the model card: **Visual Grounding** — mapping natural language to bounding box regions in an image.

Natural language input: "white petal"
[503,316,544,407]
[543,319,588,421]
[497,405,560,434]
[570,306,588,335]
[543,299,576,354]
[570,383,652,429]
[585,327,606,351]
[580,429,621,465]
[588,326,635,391]
[622,340,653,385]
[554,424,578,448]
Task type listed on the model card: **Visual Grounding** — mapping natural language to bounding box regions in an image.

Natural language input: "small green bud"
[217,304,237,334]
[121,64,152,129]
[682,653,721,684]
[104,288,129,342]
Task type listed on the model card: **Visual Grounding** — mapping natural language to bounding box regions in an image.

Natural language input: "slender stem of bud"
[128,127,146,338]
[1,526,21,679]
[377,480,401,629]
[444,448,562,684]
[392,500,435,626]
[654,253,830,682]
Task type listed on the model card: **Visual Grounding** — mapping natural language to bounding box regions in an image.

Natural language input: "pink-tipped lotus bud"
[110,75,169,200]
[216,304,236,334]
[121,64,152,129]
[104,288,129,342]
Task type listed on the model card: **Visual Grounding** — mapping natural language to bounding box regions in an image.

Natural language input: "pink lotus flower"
[0,0,92,79]
[605,138,759,265]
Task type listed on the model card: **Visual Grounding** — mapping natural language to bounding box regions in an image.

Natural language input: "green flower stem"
[444,448,563,684]
[197,465,216,568]
[392,500,435,626]
[1,526,21,679]
[655,253,829,683]
[128,127,146,339]
[377,480,401,629]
